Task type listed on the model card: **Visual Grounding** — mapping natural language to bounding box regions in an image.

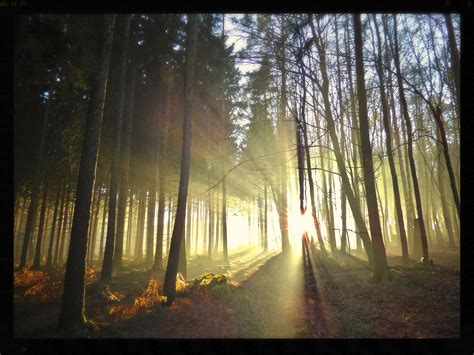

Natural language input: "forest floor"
[14,245,459,338]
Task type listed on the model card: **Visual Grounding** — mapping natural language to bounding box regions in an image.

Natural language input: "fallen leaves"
[109,278,166,319]
[14,268,48,287]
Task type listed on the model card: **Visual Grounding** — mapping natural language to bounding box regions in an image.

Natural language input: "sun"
[287,207,317,249]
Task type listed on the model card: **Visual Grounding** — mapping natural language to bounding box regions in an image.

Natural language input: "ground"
[14,245,460,338]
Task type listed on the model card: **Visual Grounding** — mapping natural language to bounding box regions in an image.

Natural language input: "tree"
[19,94,51,269]
[163,14,199,300]
[391,15,429,267]
[353,14,390,282]
[101,14,132,280]
[57,14,116,331]
[372,14,409,264]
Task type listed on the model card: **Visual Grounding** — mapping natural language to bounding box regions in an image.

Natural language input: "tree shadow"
[302,237,327,336]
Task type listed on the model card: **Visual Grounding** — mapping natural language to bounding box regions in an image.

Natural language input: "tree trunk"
[126,192,134,257]
[53,181,68,265]
[88,187,101,263]
[32,184,48,269]
[57,184,71,266]
[297,62,327,255]
[135,189,146,261]
[102,15,132,280]
[310,15,374,265]
[263,183,268,252]
[46,182,63,266]
[222,177,229,263]
[115,42,136,269]
[57,14,115,331]
[19,95,51,268]
[392,15,429,267]
[444,14,460,122]
[163,14,198,300]
[353,14,389,281]
[99,186,109,260]
[374,15,409,264]
[166,196,172,256]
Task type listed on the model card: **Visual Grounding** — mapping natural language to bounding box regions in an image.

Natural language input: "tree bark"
[353,14,390,281]
[57,14,115,331]
[19,95,51,268]
[392,15,429,267]
[373,14,409,264]
[309,15,374,266]
[115,38,136,269]
[102,15,132,280]
[46,182,63,266]
[163,14,198,300]
[32,184,48,269]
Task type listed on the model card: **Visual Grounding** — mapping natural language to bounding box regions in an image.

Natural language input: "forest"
[14,13,460,338]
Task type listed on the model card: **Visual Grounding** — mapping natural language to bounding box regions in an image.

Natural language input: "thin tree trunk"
[135,189,146,261]
[53,181,67,265]
[392,14,429,267]
[46,182,63,267]
[222,178,229,263]
[126,191,133,257]
[57,184,71,266]
[163,14,198,299]
[102,15,132,280]
[99,186,109,260]
[32,184,48,269]
[19,95,51,268]
[310,15,374,265]
[264,183,268,252]
[88,187,101,263]
[115,41,136,269]
[374,14,409,264]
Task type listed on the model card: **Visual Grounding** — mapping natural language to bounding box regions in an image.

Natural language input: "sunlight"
[288,207,317,250]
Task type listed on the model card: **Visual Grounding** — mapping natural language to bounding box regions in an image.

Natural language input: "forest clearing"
[14,13,460,339]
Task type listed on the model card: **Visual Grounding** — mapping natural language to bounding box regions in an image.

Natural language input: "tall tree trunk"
[296,62,327,255]
[126,192,134,257]
[222,177,229,263]
[263,183,268,252]
[374,14,409,264]
[19,95,51,268]
[335,19,348,254]
[277,28,290,254]
[53,181,68,265]
[153,85,170,270]
[353,14,390,281]
[135,189,146,261]
[310,15,374,265]
[99,186,109,260]
[88,187,101,263]
[208,190,214,259]
[166,196,172,256]
[57,14,115,331]
[444,14,460,122]
[115,41,136,269]
[186,198,193,257]
[392,15,429,267]
[438,145,455,249]
[46,182,63,266]
[102,15,132,280]
[32,184,48,269]
[57,184,71,266]
[163,14,198,300]
[431,107,460,218]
